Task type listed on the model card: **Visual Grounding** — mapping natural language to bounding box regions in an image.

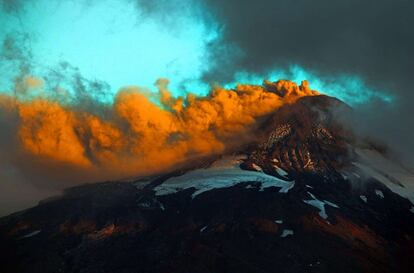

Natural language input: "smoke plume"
[200,0,414,166]
[0,77,317,215]
[1,0,413,215]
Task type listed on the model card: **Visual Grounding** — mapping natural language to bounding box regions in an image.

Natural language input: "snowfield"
[354,149,414,204]
[154,155,294,198]
[303,191,339,220]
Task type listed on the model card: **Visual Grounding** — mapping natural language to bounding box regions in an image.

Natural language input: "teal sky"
[0,0,391,105]
[0,0,217,98]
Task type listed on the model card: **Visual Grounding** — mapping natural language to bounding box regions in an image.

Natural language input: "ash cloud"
[200,0,414,165]
[1,0,413,216]
[0,77,316,216]
[0,0,215,216]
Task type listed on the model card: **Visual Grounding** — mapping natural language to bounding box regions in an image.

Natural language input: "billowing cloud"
[0,76,317,215]
[201,0,414,165]
[0,0,413,216]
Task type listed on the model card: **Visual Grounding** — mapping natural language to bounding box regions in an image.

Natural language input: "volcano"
[1,87,414,273]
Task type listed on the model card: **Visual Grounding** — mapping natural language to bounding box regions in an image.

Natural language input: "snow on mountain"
[2,95,414,273]
[353,148,414,204]
[154,155,294,198]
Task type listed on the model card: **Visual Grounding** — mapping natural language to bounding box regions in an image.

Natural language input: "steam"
[1,0,412,215]
[0,77,317,215]
[200,0,414,166]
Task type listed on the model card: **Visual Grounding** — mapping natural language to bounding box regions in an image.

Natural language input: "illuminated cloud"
[201,0,414,166]
[0,79,317,182]
[0,77,316,217]
[0,0,413,216]
[224,66,393,105]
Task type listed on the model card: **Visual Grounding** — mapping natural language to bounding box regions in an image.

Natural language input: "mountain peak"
[242,95,352,176]
[1,86,414,273]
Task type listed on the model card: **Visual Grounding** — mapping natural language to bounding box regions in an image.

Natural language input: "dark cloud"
[202,0,413,86]
[201,0,414,165]
[0,99,60,217]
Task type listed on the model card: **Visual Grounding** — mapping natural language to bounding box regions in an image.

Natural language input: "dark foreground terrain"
[1,95,414,273]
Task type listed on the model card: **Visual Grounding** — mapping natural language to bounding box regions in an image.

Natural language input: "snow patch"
[275,219,283,224]
[324,200,339,208]
[138,202,151,208]
[360,195,368,203]
[281,229,294,237]
[354,149,414,204]
[303,192,338,220]
[274,166,288,177]
[19,230,41,239]
[200,226,208,232]
[135,181,151,190]
[154,156,294,198]
[375,190,384,199]
[252,163,263,172]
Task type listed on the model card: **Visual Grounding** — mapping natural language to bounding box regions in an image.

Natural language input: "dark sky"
[199,0,414,165]
[202,0,413,85]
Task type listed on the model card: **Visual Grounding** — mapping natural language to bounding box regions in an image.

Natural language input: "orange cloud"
[0,79,318,185]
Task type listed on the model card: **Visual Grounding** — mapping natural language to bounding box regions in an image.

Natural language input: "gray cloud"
[202,0,413,86]
[201,0,414,165]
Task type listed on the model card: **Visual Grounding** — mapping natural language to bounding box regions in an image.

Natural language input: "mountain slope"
[1,95,414,273]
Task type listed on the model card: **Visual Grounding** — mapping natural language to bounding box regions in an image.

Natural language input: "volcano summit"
[1,81,414,273]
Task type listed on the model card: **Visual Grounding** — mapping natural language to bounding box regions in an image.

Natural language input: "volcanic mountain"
[1,82,414,273]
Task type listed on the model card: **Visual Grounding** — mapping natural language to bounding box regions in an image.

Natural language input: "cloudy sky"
[2,0,408,102]
[0,0,413,215]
